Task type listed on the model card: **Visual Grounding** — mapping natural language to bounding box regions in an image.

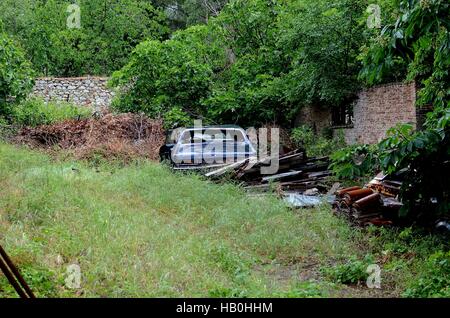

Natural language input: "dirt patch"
[15,113,165,162]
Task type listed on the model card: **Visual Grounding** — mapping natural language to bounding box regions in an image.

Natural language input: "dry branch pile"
[15,113,165,161]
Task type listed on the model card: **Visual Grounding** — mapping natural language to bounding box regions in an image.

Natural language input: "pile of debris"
[205,149,333,203]
[333,173,403,226]
[15,113,165,161]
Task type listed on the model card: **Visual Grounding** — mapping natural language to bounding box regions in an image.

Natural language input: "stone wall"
[32,77,115,111]
[342,82,417,144]
[295,106,332,135]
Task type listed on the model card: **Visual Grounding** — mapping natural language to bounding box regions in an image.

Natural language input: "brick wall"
[295,82,417,144]
[342,82,417,144]
[32,77,115,111]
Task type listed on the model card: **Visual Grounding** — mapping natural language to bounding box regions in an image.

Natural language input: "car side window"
[179,129,247,144]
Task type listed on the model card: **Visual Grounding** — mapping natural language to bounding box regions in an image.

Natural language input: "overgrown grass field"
[0,143,448,298]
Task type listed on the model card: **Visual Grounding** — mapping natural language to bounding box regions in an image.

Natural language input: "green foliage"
[277,0,367,108]
[329,144,379,179]
[0,116,15,141]
[291,125,345,157]
[152,0,229,28]
[163,107,193,129]
[291,126,316,149]
[110,25,226,123]
[0,30,34,117]
[113,0,373,127]
[0,265,57,298]
[378,107,450,217]
[360,0,450,219]
[322,255,373,285]
[360,0,449,108]
[403,251,450,298]
[12,98,91,127]
[0,0,170,76]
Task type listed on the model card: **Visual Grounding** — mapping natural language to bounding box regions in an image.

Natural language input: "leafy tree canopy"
[151,0,229,28]
[0,0,170,76]
[113,0,388,127]
[0,29,34,117]
[364,0,450,218]
[360,0,449,108]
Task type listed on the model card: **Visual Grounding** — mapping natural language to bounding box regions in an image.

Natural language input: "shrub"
[291,125,345,157]
[378,110,450,218]
[329,144,379,179]
[12,98,90,127]
[0,116,18,140]
[403,251,450,298]
[163,107,193,129]
[322,256,373,285]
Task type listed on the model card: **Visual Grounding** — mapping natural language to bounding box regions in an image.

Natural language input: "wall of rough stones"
[32,77,115,111]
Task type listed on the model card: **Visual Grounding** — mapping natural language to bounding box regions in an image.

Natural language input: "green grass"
[0,143,448,298]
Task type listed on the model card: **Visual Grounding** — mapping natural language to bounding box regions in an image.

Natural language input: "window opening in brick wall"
[332,103,354,128]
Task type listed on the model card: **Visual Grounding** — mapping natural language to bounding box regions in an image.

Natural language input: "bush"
[12,98,91,127]
[163,107,193,129]
[329,144,379,179]
[291,125,345,157]
[403,251,450,298]
[0,116,19,140]
[378,110,450,218]
[321,256,373,285]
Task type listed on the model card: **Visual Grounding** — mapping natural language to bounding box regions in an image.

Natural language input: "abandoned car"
[159,126,257,168]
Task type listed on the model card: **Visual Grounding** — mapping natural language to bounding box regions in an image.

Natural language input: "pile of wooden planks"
[205,149,332,193]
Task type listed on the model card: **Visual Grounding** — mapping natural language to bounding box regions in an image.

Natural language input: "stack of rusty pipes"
[334,186,393,226]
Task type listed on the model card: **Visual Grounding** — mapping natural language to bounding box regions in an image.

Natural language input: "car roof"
[182,125,244,130]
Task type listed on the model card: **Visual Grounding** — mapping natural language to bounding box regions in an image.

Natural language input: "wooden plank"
[262,170,303,183]
[204,159,249,178]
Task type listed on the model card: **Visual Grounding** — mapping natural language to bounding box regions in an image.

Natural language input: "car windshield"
[180,129,246,144]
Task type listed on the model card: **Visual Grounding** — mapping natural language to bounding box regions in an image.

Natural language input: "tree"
[205,0,371,126]
[0,30,34,117]
[152,0,229,28]
[279,0,368,108]
[110,25,227,128]
[360,0,449,108]
[0,0,170,76]
[362,0,450,218]
[112,0,380,127]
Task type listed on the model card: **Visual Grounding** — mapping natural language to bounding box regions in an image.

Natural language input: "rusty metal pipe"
[343,188,374,205]
[336,186,361,197]
[0,245,35,299]
[0,253,29,298]
[353,193,382,211]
